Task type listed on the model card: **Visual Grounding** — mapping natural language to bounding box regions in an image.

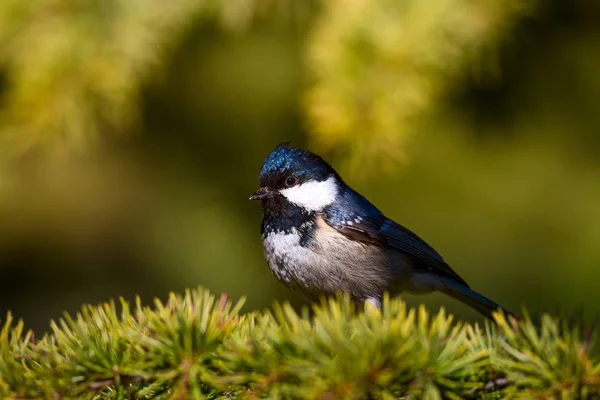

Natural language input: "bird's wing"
[322,212,469,286]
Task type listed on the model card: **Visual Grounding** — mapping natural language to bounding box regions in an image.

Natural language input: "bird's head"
[249,142,342,212]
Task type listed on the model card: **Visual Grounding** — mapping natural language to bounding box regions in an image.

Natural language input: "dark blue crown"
[260,142,337,183]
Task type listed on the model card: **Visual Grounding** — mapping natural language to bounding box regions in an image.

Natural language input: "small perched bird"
[250,143,512,319]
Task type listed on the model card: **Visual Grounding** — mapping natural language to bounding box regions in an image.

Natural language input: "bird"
[249,142,512,319]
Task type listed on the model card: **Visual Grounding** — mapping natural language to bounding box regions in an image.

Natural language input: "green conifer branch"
[0,287,598,399]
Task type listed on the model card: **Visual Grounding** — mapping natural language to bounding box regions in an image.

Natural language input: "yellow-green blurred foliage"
[0,0,309,155]
[306,0,534,173]
[0,0,599,331]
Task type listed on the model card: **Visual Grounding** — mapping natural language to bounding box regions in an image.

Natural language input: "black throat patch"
[261,195,316,242]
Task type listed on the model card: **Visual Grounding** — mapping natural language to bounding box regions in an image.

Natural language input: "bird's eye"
[285,176,297,187]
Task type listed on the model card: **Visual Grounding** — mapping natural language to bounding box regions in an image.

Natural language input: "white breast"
[261,216,403,300]
[263,228,319,285]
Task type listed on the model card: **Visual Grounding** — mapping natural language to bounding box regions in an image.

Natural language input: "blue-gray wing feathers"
[323,212,469,287]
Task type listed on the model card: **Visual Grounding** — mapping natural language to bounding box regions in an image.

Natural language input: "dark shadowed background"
[0,0,599,332]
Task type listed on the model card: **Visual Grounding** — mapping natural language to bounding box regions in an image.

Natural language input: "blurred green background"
[1,0,599,331]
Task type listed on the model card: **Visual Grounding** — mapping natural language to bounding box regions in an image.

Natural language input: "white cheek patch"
[280,176,338,211]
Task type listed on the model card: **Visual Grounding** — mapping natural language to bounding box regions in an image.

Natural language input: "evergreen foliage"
[1,287,598,399]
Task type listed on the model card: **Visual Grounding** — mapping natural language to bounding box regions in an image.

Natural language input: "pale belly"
[262,224,411,302]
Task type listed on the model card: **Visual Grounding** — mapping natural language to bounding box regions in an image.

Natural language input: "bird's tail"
[439,279,514,320]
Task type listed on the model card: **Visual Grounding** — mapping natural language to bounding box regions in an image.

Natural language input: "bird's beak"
[249,187,275,200]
